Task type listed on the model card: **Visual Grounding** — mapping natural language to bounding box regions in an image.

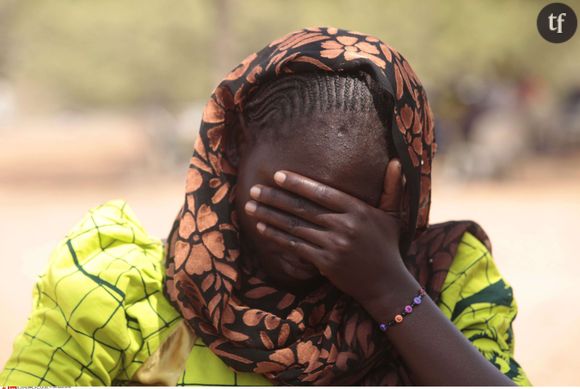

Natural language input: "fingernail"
[274,171,286,184]
[245,201,257,214]
[256,221,266,232]
[250,186,261,199]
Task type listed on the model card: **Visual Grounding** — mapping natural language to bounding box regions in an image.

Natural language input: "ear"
[223,118,251,167]
[224,131,243,167]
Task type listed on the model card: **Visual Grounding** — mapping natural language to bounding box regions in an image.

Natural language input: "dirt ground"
[1,148,579,385]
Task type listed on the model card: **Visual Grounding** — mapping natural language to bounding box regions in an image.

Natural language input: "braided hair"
[228,71,396,164]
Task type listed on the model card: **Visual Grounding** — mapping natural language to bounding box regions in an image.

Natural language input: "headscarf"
[163,27,492,385]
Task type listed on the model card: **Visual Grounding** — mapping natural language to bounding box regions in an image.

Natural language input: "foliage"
[1,0,579,110]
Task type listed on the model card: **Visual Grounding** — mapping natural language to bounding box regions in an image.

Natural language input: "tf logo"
[537,2,577,43]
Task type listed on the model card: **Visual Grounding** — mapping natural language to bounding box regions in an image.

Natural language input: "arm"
[364,266,521,386]
[0,239,128,386]
[364,230,530,385]
[0,200,171,386]
[245,160,529,386]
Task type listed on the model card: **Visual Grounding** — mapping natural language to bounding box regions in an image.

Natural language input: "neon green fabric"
[0,200,531,386]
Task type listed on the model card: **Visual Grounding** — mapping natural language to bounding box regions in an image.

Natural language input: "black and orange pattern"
[163,27,497,385]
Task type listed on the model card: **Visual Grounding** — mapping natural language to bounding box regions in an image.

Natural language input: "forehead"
[241,118,389,205]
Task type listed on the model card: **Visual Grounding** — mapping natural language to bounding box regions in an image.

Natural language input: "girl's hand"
[244,159,409,312]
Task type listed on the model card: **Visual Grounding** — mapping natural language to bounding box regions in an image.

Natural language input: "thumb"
[378,158,403,214]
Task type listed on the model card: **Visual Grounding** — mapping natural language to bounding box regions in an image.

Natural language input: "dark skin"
[232,115,516,386]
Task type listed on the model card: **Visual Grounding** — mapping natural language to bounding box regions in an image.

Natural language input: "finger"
[272,170,364,213]
[244,200,330,248]
[249,184,335,228]
[378,159,403,213]
[255,221,327,269]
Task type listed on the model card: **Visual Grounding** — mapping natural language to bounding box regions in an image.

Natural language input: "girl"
[0,27,531,386]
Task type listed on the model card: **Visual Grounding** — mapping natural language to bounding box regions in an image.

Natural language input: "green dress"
[0,200,532,386]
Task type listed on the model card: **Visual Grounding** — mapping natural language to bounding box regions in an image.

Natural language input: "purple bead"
[379,323,388,332]
[404,305,413,313]
[413,296,422,305]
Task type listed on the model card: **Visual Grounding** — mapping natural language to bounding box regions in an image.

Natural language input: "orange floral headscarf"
[163,27,491,385]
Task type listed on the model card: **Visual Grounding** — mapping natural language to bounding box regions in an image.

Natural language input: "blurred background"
[1,0,579,384]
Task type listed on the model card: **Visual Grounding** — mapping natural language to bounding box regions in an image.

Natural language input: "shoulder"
[439,230,514,321]
[42,199,167,307]
[437,231,532,386]
[1,200,181,386]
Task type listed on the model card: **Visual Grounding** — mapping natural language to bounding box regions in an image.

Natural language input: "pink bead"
[405,305,413,313]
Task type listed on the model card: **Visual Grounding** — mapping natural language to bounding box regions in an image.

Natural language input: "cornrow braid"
[240,71,396,158]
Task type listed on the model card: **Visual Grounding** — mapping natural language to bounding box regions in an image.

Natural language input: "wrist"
[362,267,421,322]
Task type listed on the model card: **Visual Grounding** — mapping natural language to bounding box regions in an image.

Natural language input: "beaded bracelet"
[378,287,427,332]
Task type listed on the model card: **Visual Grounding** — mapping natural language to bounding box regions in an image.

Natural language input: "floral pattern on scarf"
[163,27,492,385]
